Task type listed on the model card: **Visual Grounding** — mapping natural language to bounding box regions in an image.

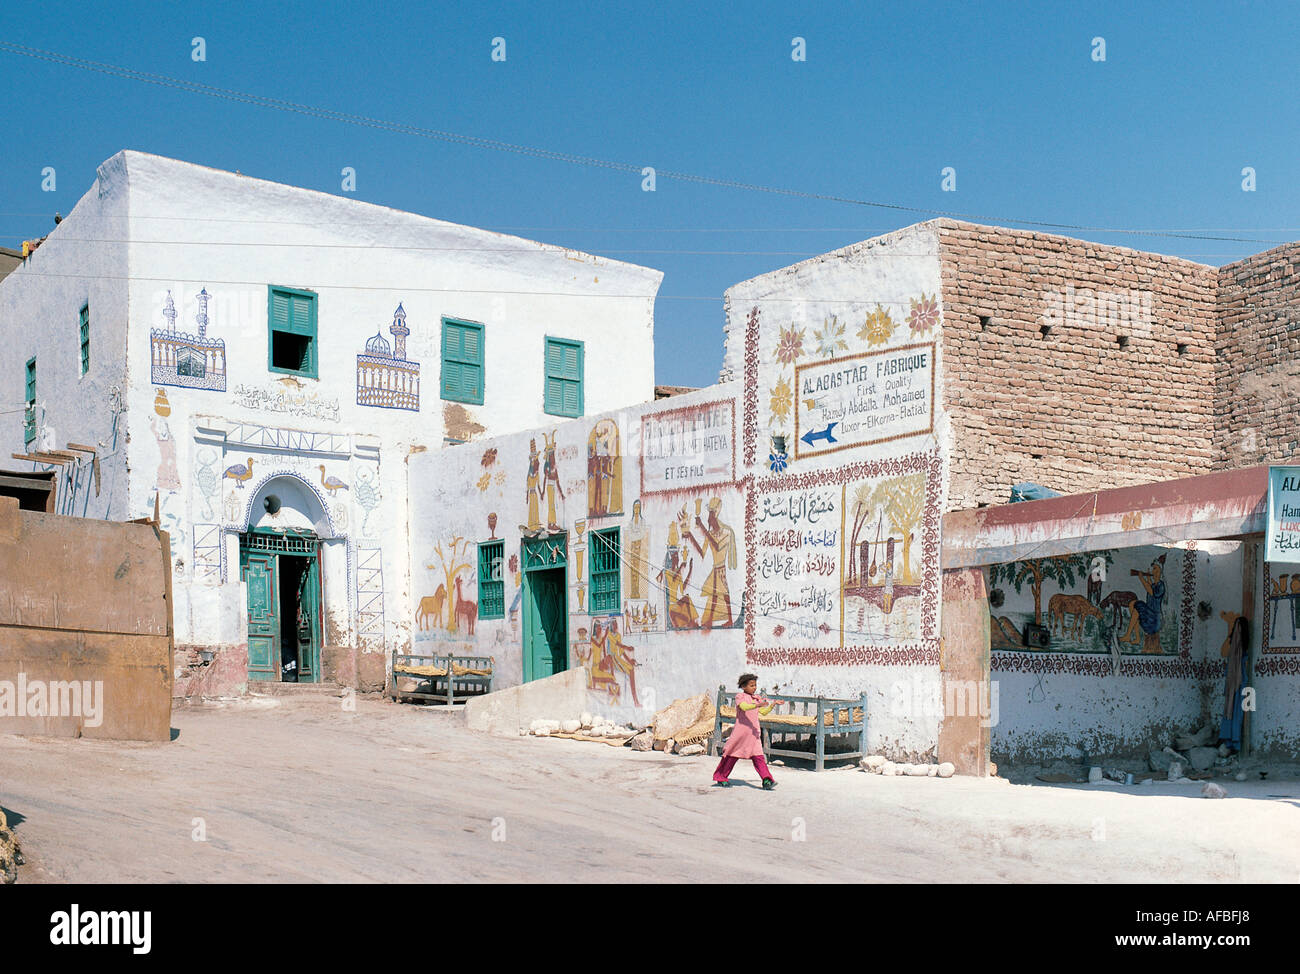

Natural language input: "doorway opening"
[240,529,321,683]
[522,534,568,683]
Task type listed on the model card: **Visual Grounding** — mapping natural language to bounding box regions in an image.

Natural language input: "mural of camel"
[1048,593,1104,640]
[454,576,477,635]
[416,585,447,631]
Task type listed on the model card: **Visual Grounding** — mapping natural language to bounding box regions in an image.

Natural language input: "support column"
[938,566,992,775]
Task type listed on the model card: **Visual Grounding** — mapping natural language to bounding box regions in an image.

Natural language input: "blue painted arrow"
[801,422,838,447]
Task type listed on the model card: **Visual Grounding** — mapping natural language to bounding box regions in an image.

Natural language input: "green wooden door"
[296,555,321,683]
[523,568,567,682]
[245,553,279,681]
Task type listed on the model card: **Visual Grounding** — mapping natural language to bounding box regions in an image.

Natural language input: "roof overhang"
[942,465,1269,569]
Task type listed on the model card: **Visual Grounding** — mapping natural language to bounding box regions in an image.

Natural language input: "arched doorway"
[239,475,327,683]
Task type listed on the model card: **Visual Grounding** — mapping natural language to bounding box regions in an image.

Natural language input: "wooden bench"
[390,651,495,706]
[710,685,868,772]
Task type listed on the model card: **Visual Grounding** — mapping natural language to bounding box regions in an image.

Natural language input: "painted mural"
[987,544,1199,676]
[419,536,479,636]
[745,450,942,667]
[150,288,227,392]
[586,419,623,518]
[356,303,420,411]
[657,493,743,632]
[521,430,567,534]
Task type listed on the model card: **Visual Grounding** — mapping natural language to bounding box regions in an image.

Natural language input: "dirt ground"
[3,689,1299,883]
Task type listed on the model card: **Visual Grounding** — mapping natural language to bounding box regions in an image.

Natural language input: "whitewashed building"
[0,150,661,694]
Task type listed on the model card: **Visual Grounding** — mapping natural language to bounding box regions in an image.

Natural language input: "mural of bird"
[319,465,349,497]
[223,457,255,488]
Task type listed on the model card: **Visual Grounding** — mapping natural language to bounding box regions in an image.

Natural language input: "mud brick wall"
[1215,242,1300,469]
[937,220,1219,511]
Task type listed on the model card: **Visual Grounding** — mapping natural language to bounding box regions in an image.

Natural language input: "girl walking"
[713,673,778,789]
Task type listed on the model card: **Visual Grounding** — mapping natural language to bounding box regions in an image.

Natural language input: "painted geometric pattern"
[355,546,386,637]
[192,523,224,582]
[225,423,351,457]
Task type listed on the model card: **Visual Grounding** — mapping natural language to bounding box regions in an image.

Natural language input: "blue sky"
[1,1,1295,387]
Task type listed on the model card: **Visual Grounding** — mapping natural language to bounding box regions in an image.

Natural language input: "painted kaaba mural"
[150,288,227,392]
[356,303,420,411]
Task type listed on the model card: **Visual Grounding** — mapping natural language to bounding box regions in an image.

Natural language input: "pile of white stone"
[861,755,955,778]
[526,712,638,738]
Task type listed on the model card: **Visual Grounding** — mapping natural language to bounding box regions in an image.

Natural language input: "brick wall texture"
[937,220,1220,510]
[1215,242,1300,470]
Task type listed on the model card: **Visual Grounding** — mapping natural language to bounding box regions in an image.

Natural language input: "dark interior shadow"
[170,727,180,741]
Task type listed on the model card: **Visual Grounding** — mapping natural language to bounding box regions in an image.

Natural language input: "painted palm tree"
[989,552,1114,626]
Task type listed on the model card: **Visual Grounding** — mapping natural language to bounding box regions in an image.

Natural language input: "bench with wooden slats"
[390,651,494,705]
[711,686,868,771]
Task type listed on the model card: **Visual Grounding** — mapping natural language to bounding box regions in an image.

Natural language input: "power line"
[0,40,1286,246]
[0,235,1265,260]
[1,212,1294,236]
[1,267,972,304]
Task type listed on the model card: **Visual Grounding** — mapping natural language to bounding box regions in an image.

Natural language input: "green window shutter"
[589,528,620,613]
[79,304,90,375]
[477,540,505,619]
[544,338,584,417]
[267,286,318,378]
[23,357,35,445]
[270,289,291,330]
[441,319,484,404]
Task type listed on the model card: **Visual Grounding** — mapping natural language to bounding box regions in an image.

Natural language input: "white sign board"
[794,343,935,460]
[638,399,736,496]
[1266,465,1300,562]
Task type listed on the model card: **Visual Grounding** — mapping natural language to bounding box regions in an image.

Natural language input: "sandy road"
[3,691,1298,883]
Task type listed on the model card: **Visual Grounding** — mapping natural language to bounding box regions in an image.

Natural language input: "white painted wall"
[412,224,948,760]
[1256,554,1300,756]
[3,150,662,692]
[0,157,131,519]
[724,223,948,759]
[988,542,1239,763]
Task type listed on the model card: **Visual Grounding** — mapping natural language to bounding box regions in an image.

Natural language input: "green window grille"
[268,286,318,378]
[441,318,484,404]
[589,527,620,613]
[79,303,90,375]
[241,530,319,555]
[478,540,505,619]
[23,357,35,446]
[544,337,583,417]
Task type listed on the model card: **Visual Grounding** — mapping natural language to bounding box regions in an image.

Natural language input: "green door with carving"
[522,535,568,682]
[244,553,279,681]
[241,530,321,683]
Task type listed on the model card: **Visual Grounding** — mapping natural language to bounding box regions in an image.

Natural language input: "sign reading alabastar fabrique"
[794,343,935,460]
[1266,465,1300,562]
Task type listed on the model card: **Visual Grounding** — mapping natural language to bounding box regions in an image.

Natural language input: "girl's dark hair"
[737,673,758,688]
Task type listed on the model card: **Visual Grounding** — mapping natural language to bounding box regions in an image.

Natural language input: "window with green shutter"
[441,318,484,404]
[267,286,318,378]
[477,540,505,619]
[544,337,583,417]
[589,527,620,613]
[23,357,36,445]
[78,303,90,375]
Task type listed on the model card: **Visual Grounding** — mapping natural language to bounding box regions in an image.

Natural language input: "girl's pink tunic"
[723,692,766,758]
